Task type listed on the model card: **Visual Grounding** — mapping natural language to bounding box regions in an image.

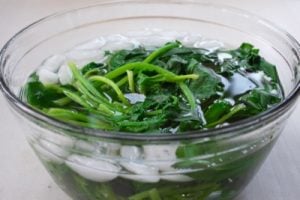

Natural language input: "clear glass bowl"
[0,1,299,200]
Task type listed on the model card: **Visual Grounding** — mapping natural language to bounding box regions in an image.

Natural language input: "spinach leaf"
[204,100,232,124]
[24,74,65,108]
[176,140,220,159]
[23,41,283,134]
[189,63,222,100]
[108,47,148,70]
[258,58,280,83]
[81,62,105,75]
[165,54,188,74]
[238,88,281,115]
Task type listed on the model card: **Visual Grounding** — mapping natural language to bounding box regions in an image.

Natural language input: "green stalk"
[144,41,180,63]
[53,97,72,106]
[47,108,89,121]
[179,82,197,111]
[112,101,128,113]
[62,89,92,109]
[126,70,135,92]
[105,42,183,86]
[81,95,99,108]
[118,117,164,128]
[44,84,64,93]
[148,74,199,84]
[75,82,123,113]
[128,190,149,200]
[75,82,104,105]
[98,104,114,116]
[106,62,198,83]
[105,62,175,80]
[89,75,129,105]
[83,68,100,78]
[148,189,162,200]
[129,188,162,200]
[146,109,163,116]
[68,62,108,103]
[172,74,199,81]
[47,108,113,130]
[105,62,185,80]
[116,76,128,87]
[205,103,246,128]
[97,184,118,200]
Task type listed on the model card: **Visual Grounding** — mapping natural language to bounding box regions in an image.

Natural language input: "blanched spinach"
[23,42,283,133]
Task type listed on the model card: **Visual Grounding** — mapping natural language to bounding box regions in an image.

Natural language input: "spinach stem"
[75,82,123,113]
[47,108,113,130]
[98,104,114,116]
[116,76,128,87]
[44,84,64,93]
[105,62,174,80]
[129,188,162,200]
[173,74,199,81]
[205,103,246,128]
[148,188,162,200]
[126,70,135,92]
[68,62,108,103]
[75,82,104,105]
[117,116,165,129]
[53,97,72,106]
[81,95,99,108]
[62,89,92,109]
[144,42,180,63]
[179,82,197,111]
[83,68,100,78]
[89,75,129,105]
[47,108,88,121]
[106,62,198,84]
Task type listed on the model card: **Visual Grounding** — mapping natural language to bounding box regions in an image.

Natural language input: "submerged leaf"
[189,63,222,100]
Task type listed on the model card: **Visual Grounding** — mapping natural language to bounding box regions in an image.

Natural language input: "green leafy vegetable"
[24,74,65,108]
[23,41,283,133]
[30,41,284,200]
[188,63,222,100]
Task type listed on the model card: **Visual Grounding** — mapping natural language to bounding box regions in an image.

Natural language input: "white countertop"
[0,0,299,199]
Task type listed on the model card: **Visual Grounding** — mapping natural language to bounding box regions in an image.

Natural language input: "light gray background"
[0,0,299,200]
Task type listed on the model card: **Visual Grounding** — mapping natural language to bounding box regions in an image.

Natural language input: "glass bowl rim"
[0,0,299,141]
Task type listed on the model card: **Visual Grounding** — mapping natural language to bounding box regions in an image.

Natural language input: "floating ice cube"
[39,139,69,158]
[37,69,59,84]
[181,33,203,47]
[66,155,120,182]
[217,52,232,63]
[143,144,178,160]
[135,36,174,48]
[120,174,160,183]
[75,37,106,50]
[161,174,194,182]
[40,129,75,149]
[74,140,96,153]
[120,145,142,160]
[41,55,65,72]
[143,144,178,171]
[65,50,105,65]
[92,141,121,156]
[33,142,65,164]
[58,64,73,85]
[194,40,224,52]
[121,161,159,175]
